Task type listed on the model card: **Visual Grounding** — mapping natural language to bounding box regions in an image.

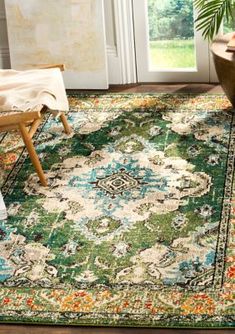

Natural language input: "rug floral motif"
[0,93,234,327]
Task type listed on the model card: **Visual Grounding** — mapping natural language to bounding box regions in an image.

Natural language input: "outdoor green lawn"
[149,39,196,69]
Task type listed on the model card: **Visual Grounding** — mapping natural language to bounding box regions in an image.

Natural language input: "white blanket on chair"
[0,68,69,112]
[0,191,7,220]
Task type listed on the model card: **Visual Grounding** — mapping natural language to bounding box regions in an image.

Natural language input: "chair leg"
[59,112,71,134]
[18,123,47,187]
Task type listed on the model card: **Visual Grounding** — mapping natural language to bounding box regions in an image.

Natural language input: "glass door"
[133,0,210,82]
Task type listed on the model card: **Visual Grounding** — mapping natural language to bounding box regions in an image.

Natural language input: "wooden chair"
[0,64,71,187]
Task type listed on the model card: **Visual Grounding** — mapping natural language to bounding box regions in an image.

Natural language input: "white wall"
[0,0,136,85]
[0,0,10,68]
[5,0,108,89]
[0,0,115,84]
[0,0,115,75]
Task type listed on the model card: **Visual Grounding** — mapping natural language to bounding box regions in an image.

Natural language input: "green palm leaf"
[194,0,235,40]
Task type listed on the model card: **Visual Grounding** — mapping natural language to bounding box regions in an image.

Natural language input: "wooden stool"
[0,64,71,186]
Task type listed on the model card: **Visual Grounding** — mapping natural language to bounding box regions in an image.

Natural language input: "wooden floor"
[0,84,227,334]
[108,83,223,94]
[0,326,233,334]
[68,83,223,94]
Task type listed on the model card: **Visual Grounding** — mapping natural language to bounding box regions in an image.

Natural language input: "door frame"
[132,0,211,83]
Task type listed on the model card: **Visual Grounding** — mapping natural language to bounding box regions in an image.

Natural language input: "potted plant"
[194,0,235,40]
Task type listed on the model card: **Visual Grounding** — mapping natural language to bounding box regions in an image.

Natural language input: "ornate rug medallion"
[92,168,143,198]
[0,94,234,328]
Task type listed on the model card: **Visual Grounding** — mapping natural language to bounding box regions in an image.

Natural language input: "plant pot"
[211,33,235,107]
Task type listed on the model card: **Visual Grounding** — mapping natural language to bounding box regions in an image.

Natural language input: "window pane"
[147,0,196,69]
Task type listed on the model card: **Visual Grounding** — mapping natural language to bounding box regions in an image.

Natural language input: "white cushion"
[0,68,69,113]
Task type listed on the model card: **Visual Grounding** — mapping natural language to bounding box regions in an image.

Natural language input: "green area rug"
[0,93,235,328]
